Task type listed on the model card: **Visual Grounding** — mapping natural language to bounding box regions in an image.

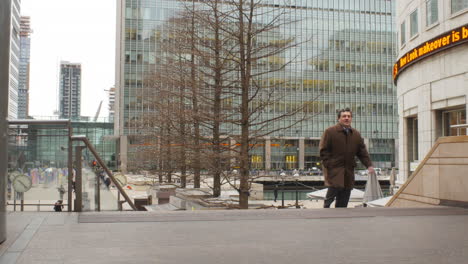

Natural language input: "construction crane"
[94,100,103,121]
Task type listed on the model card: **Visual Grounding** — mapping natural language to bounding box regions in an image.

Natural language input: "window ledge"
[425,22,439,31]
[409,33,419,42]
[450,8,468,19]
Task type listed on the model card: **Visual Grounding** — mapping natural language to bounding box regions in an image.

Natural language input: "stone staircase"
[387,136,468,208]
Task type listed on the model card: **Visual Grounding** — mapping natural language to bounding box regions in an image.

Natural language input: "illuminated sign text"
[393,24,468,84]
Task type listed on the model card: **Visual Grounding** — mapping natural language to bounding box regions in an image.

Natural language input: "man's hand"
[367,166,375,175]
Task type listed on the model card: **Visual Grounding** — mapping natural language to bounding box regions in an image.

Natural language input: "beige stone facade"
[395,0,468,183]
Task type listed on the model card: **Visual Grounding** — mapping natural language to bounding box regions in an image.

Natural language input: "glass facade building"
[8,0,21,120]
[18,16,32,119]
[7,118,117,211]
[116,0,397,171]
[8,118,117,170]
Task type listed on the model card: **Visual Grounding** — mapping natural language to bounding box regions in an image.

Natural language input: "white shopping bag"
[363,172,383,204]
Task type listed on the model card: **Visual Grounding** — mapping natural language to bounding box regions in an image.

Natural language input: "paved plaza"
[1,207,468,264]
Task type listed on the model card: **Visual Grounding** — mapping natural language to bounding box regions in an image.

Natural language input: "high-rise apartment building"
[116,0,397,171]
[59,61,81,119]
[8,0,21,120]
[18,16,32,119]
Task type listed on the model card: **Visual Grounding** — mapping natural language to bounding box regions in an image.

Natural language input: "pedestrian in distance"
[54,200,64,212]
[319,108,375,208]
[57,184,66,200]
[104,176,111,189]
[273,185,279,202]
[72,167,76,193]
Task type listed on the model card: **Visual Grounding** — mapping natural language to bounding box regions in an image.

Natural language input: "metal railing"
[7,201,69,212]
[71,136,137,211]
[450,124,468,129]
[7,120,137,212]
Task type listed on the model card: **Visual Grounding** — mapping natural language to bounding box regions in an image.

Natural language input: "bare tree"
[143,7,209,188]
[140,0,316,207]
[194,0,305,208]
[189,0,239,197]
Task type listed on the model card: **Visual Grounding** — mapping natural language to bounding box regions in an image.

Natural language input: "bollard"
[281,185,285,208]
[295,180,300,209]
[20,193,24,212]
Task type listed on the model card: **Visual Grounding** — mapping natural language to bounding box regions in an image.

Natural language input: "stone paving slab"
[0,214,37,256]
[1,208,468,264]
[78,207,468,223]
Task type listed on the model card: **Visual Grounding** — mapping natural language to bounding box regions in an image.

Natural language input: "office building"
[116,0,397,171]
[8,0,21,119]
[1,0,12,241]
[18,16,32,119]
[59,61,81,119]
[394,0,468,183]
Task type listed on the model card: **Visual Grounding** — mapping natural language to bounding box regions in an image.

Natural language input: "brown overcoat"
[319,124,372,189]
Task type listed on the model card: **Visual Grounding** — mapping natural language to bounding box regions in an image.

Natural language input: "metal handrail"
[71,136,137,211]
[7,202,69,206]
[7,201,69,212]
[8,119,71,125]
[450,124,468,129]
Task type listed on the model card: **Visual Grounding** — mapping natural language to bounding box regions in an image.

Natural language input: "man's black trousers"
[323,187,351,208]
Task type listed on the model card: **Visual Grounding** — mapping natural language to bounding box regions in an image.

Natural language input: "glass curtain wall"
[250,140,265,170]
[270,139,299,170]
[304,139,320,169]
[120,0,397,170]
[7,121,118,211]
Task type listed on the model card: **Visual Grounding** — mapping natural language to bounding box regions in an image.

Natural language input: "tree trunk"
[158,137,163,183]
[237,0,251,209]
[165,125,172,183]
[180,114,187,188]
[212,0,222,197]
[190,5,201,189]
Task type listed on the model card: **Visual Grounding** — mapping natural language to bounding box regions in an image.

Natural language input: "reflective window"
[406,117,418,171]
[410,9,418,37]
[119,0,398,168]
[426,0,438,26]
[451,0,468,14]
[443,109,467,136]
[400,21,406,46]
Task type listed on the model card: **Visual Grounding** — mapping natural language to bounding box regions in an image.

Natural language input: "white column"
[418,84,433,163]
[119,135,128,173]
[299,138,305,170]
[398,94,408,184]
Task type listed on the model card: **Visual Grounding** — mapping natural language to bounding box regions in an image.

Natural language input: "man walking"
[319,108,374,208]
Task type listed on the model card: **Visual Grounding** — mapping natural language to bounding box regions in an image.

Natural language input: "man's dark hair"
[337,107,352,119]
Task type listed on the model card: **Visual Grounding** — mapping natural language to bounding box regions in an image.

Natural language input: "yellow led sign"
[393,24,468,84]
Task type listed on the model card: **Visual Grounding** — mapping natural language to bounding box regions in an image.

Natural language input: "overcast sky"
[21,0,116,118]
